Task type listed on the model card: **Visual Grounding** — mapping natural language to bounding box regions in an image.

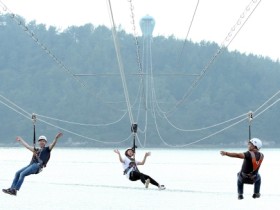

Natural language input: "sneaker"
[158,185,166,190]
[2,188,16,196]
[238,194,244,200]
[10,189,17,196]
[252,193,260,199]
[2,188,11,194]
[145,179,150,188]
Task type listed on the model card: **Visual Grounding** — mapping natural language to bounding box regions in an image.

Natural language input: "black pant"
[129,171,159,187]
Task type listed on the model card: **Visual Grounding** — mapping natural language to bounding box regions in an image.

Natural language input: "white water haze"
[0,148,279,210]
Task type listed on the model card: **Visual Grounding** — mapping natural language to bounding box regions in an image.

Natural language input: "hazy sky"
[1,0,279,61]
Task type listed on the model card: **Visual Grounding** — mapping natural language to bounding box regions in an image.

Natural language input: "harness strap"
[249,151,263,172]
[123,166,132,175]
[123,160,139,175]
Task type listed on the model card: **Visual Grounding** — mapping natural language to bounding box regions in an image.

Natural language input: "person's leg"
[129,171,141,181]
[130,171,158,185]
[253,174,261,198]
[140,173,159,187]
[130,171,163,189]
[13,163,39,191]
[11,165,30,189]
[237,179,244,194]
[237,173,244,199]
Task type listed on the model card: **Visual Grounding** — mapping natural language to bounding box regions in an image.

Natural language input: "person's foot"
[2,188,11,194]
[158,185,166,190]
[2,188,17,196]
[10,188,17,196]
[252,193,260,199]
[238,194,244,200]
[145,179,150,188]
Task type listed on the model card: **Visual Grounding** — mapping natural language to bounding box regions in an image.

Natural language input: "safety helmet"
[249,138,262,150]
[124,148,134,157]
[38,135,47,142]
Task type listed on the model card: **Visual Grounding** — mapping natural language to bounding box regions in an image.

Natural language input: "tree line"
[0,14,279,148]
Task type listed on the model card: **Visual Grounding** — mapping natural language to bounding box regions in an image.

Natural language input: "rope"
[107,0,143,150]
[127,0,143,77]
[0,1,124,113]
[32,113,37,149]
[107,0,134,125]
[0,94,132,145]
[37,112,127,127]
[155,112,247,148]
[37,117,132,144]
[176,0,200,67]
[254,98,280,119]
[166,0,263,116]
[254,89,280,113]
[161,112,247,132]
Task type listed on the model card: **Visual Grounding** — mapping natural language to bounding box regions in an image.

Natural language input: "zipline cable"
[107,0,141,149]
[166,0,263,116]
[176,0,200,67]
[37,112,127,127]
[107,0,134,124]
[0,94,132,145]
[0,0,125,113]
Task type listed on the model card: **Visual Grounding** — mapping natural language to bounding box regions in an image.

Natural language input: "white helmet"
[249,138,262,150]
[38,135,47,142]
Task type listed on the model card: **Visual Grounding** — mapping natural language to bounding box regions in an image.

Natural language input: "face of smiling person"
[38,139,47,148]
[127,149,134,157]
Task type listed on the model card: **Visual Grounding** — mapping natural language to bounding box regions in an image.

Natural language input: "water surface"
[0,148,279,210]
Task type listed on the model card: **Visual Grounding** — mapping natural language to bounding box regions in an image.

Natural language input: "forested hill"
[0,14,279,148]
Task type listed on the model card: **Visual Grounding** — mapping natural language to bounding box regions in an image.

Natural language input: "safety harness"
[31,113,44,173]
[240,151,264,184]
[123,123,139,175]
[249,151,264,172]
[123,157,139,175]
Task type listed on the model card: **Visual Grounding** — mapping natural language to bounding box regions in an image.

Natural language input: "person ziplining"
[220,112,264,200]
[114,123,165,190]
[114,148,165,190]
[2,113,63,196]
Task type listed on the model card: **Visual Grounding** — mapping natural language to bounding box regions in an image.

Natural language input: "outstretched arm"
[49,132,63,151]
[114,149,124,163]
[220,151,245,159]
[16,136,34,152]
[138,152,151,165]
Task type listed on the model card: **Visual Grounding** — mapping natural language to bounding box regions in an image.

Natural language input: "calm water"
[0,147,279,210]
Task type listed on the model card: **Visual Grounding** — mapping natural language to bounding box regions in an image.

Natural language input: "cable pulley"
[248,111,253,141]
[131,123,138,152]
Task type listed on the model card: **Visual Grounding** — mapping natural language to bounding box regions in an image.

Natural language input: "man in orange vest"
[220,138,264,200]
